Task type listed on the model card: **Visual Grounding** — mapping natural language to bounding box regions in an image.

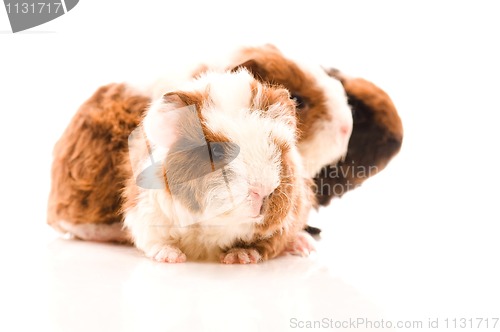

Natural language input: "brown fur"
[227,47,403,208]
[249,153,313,260]
[47,83,149,232]
[245,84,310,260]
[231,45,330,143]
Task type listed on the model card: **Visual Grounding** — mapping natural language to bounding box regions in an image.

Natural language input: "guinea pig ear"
[231,59,268,81]
[323,67,345,82]
[143,92,191,149]
[264,87,297,128]
[163,91,197,107]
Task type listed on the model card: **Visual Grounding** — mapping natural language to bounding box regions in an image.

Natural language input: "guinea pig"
[47,83,149,243]
[122,69,315,263]
[194,44,354,180]
[195,45,402,236]
[313,69,403,206]
[202,45,402,209]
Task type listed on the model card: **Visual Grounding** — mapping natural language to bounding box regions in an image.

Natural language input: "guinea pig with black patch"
[195,45,402,235]
[215,45,402,207]
[194,44,354,181]
[313,69,403,206]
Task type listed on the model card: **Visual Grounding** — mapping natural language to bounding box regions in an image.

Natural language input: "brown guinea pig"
[47,83,148,243]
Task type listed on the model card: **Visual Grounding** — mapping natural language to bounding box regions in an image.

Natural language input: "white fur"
[213,45,354,178]
[124,188,257,261]
[124,69,297,261]
[57,220,129,243]
[137,46,353,180]
[284,231,316,256]
[202,69,253,114]
[142,98,177,148]
[295,62,353,178]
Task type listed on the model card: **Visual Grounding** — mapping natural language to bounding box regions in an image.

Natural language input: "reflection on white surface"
[34,237,383,332]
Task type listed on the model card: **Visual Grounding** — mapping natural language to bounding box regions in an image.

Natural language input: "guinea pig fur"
[47,83,149,243]
[313,69,403,206]
[122,69,314,263]
[214,45,402,208]
[195,44,354,180]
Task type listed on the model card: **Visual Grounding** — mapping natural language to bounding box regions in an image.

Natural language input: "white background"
[1,1,499,331]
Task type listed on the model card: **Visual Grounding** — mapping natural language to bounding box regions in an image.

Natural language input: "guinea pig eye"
[207,142,240,169]
[291,94,307,110]
[210,144,224,163]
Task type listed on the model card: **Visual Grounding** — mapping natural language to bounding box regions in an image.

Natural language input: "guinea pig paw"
[284,231,316,257]
[220,248,261,264]
[151,245,187,263]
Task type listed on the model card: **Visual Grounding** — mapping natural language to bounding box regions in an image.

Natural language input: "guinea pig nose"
[340,124,350,136]
[249,186,267,217]
[249,183,274,198]
[249,188,264,201]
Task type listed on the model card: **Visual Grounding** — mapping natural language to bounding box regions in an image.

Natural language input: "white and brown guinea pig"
[192,45,402,236]
[123,69,314,263]
[47,83,149,243]
[203,45,402,208]
[193,44,354,180]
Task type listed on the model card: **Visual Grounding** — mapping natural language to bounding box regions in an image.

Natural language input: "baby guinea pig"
[212,45,402,209]
[122,69,315,263]
[194,44,354,180]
